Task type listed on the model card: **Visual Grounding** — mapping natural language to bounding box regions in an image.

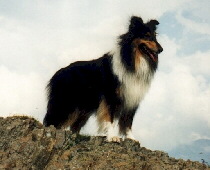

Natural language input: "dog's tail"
[43,104,61,128]
[43,79,69,128]
[43,98,72,128]
[43,68,77,129]
[43,110,56,127]
[43,112,51,127]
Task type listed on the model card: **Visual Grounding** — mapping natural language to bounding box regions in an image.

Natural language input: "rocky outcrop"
[0,116,208,169]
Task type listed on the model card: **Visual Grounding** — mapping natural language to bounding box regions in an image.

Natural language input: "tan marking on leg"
[97,99,121,142]
[97,99,111,122]
[62,109,79,129]
[97,99,111,133]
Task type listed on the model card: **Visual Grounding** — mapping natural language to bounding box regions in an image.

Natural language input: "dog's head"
[119,16,163,72]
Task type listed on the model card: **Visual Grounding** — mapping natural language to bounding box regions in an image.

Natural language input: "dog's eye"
[145,32,151,37]
[144,32,152,39]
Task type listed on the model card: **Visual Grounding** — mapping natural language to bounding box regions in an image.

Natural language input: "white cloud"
[204,146,210,152]
[174,0,210,36]
[176,12,210,36]
[182,51,210,77]
[0,66,46,121]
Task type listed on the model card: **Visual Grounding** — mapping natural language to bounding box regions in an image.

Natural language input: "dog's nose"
[158,47,163,53]
[157,45,163,54]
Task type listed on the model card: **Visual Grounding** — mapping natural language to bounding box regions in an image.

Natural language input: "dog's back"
[44,54,119,132]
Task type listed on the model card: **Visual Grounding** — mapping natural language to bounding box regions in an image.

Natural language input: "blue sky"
[0,0,209,156]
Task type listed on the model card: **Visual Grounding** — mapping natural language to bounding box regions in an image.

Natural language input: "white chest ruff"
[112,52,154,109]
[122,74,151,108]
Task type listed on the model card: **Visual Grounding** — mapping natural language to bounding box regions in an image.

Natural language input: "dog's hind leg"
[97,99,121,142]
[70,110,92,133]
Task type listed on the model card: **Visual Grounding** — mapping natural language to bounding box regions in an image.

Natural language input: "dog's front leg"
[118,107,138,141]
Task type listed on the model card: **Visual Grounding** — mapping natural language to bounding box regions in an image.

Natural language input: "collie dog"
[43,16,163,142]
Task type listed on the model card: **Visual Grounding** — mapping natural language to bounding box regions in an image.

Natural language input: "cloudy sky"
[0,0,209,153]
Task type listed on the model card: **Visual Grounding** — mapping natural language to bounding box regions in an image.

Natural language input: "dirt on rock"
[0,116,209,170]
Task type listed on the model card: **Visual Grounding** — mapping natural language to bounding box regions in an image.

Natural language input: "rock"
[0,116,209,170]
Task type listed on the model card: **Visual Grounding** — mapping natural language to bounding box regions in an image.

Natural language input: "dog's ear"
[129,16,144,32]
[146,20,159,31]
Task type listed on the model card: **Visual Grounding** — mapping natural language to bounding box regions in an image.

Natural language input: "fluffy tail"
[43,109,62,128]
[43,111,55,127]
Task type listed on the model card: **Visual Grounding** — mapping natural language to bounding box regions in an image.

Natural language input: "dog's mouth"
[138,44,158,62]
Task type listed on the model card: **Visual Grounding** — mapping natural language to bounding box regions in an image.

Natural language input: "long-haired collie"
[43,16,163,142]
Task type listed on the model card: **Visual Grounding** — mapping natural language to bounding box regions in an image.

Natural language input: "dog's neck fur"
[112,46,154,109]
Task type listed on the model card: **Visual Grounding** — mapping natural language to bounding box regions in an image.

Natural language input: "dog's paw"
[125,130,137,141]
[107,136,121,143]
[125,135,136,141]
